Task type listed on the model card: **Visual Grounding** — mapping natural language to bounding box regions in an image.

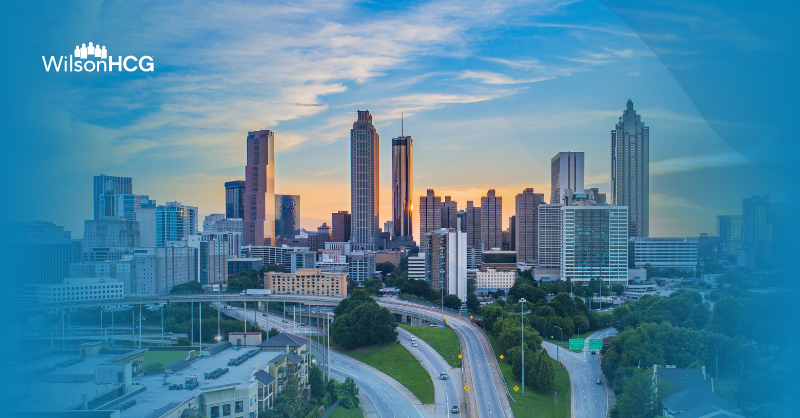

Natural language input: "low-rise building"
[474,268,516,295]
[630,237,698,272]
[228,257,263,278]
[265,268,347,297]
[37,277,124,303]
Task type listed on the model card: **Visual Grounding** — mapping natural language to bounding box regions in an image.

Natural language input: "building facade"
[611,99,649,238]
[225,180,246,219]
[242,245,286,267]
[716,215,742,256]
[331,211,351,243]
[83,217,141,255]
[244,130,276,246]
[537,204,563,269]
[441,196,458,230]
[419,189,442,251]
[561,205,628,284]
[156,201,198,247]
[550,152,584,205]
[392,135,413,239]
[350,110,380,250]
[464,201,482,248]
[348,251,376,283]
[93,174,132,220]
[37,277,124,303]
[424,228,468,301]
[474,268,516,295]
[407,253,426,281]
[481,190,503,250]
[265,268,347,297]
[515,188,545,263]
[275,194,300,239]
[629,237,698,271]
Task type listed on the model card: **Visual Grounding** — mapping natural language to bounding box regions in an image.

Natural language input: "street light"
[552,325,563,364]
[519,297,526,396]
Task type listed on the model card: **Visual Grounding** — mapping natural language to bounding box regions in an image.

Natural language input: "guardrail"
[474,324,515,403]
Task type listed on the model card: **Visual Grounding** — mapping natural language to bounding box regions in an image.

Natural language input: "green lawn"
[330,406,364,418]
[399,324,462,368]
[486,334,570,418]
[143,350,190,366]
[331,340,435,404]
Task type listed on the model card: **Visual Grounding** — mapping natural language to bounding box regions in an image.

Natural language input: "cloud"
[460,70,554,84]
[651,152,752,176]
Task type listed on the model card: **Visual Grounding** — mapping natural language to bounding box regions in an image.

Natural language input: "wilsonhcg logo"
[43,42,154,72]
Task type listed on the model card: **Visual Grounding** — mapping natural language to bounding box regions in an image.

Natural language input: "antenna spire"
[401,112,404,137]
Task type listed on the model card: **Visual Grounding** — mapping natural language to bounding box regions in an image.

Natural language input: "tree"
[612,284,626,296]
[266,377,306,418]
[268,327,280,338]
[337,377,360,409]
[363,278,383,295]
[706,296,749,337]
[609,370,672,418]
[443,294,462,310]
[481,304,507,331]
[331,290,398,349]
[227,269,261,293]
[376,262,395,276]
[170,281,204,295]
[507,345,536,381]
[534,350,554,392]
[466,278,481,314]
[144,362,164,375]
[309,365,325,398]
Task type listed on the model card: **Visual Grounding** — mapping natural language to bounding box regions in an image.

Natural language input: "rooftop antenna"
[401,112,404,137]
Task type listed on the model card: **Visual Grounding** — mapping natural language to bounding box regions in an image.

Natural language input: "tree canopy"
[331,290,398,349]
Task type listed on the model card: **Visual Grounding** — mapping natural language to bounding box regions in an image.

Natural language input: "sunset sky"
[23,0,777,240]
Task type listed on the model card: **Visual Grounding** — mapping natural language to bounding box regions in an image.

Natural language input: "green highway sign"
[569,339,584,351]
[589,339,603,350]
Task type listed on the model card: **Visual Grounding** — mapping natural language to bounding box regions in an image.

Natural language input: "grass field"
[399,324,462,368]
[330,406,364,418]
[487,334,570,418]
[331,340,435,405]
[143,350,190,366]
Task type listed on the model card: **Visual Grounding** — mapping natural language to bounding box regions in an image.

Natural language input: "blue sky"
[8,0,782,240]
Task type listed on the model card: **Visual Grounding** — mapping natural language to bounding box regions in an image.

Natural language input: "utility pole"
[191,299,194,350]
[520,298,527,395]
[138,304,142,349]
[161,304,164,346]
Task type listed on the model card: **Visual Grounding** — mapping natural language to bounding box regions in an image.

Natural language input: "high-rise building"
[550,152,584,205]
[515,188,544,263]
[508,216,516,252]
[275,194,300,238]
[202,214,243,236]
[350,110,380,250]
[423,228,468,301]
[392,134,413,239]
[244,130,276,246]
[464,201,482,248]
[93,175,132,220]
[561,205,628,284]
[741,195,770,266]
[611,99,649,238]
[348,251,377,283]
[716,215,742,256]
[481,189,503,250]
[383,221,394,236]
[441,197,458,229]
[225,180,246,219]
[155,201,198,247]
[199,239,229,287]
[419,189,442,251]
[332,211,351,243]
[83,217,141,256]
[537,204,563,269]
[130,247,197,294]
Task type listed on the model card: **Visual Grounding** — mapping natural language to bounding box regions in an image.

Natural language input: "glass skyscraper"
[275,194,300,238]
[611,99,649,238]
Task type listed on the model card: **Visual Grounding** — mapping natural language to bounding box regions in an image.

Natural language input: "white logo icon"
[74,43,107,59]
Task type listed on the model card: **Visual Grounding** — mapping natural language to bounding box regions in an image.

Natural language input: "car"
[165,331,173,335]
[596,379,603,385]
[451,406,460,413]
[440,372,448,380]
[282,319,288,323]
[591,351,596,355]
[411,343,418,347]
[262,313,268,317]
[410,336,416,341]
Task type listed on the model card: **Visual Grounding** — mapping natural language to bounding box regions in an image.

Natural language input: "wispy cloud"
[460,70,554,84]
[651,152,752,176]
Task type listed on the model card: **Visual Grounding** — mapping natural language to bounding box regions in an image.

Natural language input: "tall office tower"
[225,180,246,219]
[392,134,413,239]
[515,188,545,263]
[275,194,300,238]
[332,211,351,242]
[550,152,584,205]
[419,189,442,250]
[464,201,482,247]
[481,189,503,250]
[508,216,516,252]
[244,130,276,246]
[741,195,770,266]
[93,175,133,220]
[537,204,563,268]
[717,215,742,256]
[561,205,628,285]
[611,99,649,238]
[457,211,467,232]
[441,196,458,229]
[350,110,380,250]
[155,201,198,247]
[423,228,468,301]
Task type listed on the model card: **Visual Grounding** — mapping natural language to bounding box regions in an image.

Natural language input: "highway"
[542,327,617,418]
[219,305,429,418]
[397,327,461,417]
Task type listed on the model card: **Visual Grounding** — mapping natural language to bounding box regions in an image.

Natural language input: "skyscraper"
[332,211,351,242]
[275,194,300,238]
[423,228,468,301]
[93,175,132,220]
[225,180,246,219]
[481,189,503,250]
[550,152,584,205]
[419,189,442,250]
[392,134,412,239]
[350,110,379,250]
[717,215,742,256]
[441,196,458,229]
[561,205,628,284]
[742,195,770,266]
[464,201,482,248]
[611,99,649,238]
[155,201,198,247]
[243,130,276,246]
[515,188,544,262]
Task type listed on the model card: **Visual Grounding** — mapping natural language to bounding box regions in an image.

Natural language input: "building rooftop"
[258,332,308,349]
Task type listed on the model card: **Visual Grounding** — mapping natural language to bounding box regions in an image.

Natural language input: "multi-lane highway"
[542,327,617,418]
[397,327,461,417]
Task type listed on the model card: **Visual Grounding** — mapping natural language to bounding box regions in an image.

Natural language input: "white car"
[410,336,416,341]
[411,342,418,347]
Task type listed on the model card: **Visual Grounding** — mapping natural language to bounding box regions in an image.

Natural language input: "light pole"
[441,288,445,333]
[552,325,563,364]
[217,277,222,343]
[520,298,527,395]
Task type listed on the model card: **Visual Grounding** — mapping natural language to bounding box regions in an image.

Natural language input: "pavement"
[397,327,462,418]
[542,327,618,418]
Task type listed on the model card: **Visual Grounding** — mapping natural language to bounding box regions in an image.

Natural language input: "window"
[223,403,232,416]
[235,401,243,413]
[210,406,220,418]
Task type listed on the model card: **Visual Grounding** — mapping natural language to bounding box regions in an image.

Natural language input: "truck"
[243,289,272,295]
